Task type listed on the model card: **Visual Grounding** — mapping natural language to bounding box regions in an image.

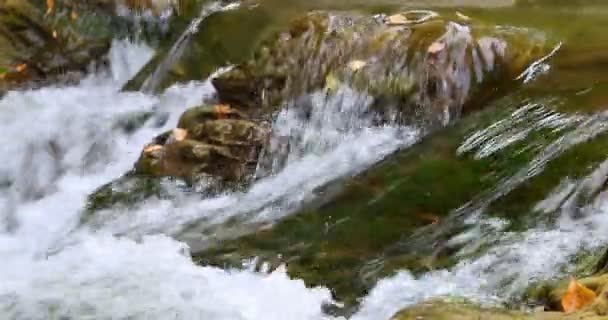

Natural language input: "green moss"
[83,174,168,222]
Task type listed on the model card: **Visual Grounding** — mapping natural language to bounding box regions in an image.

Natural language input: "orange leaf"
[16,64,27,73]
[46,0,55,15]
[214,104,232,119]
[143,144,163,154]
[561,278,597,313]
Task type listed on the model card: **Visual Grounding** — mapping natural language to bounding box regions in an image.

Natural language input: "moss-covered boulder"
[212,10,550,126]
[134,104,270,185]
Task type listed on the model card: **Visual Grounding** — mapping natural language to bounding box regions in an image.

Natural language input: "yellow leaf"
[347,60,367,72]
[324,73,340,92]
[386,14,408,26]
[71,10,78,20]
[561,278,597,313]
[456,11,472,22]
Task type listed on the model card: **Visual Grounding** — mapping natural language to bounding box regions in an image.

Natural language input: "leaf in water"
[16,64,27,73]
[561,278,597,313]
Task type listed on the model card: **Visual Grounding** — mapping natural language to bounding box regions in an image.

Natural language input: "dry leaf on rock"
[386,14,408,26]
[347,60,367,72]
[561,278,597,313]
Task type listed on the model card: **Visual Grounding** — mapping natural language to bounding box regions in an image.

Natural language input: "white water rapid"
[2,39,608,320]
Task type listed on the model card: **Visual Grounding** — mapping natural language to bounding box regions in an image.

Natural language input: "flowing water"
[3,1,608,319]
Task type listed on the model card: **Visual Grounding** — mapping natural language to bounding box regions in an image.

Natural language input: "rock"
[193,92,608,313]
[0,0,119,94]
[134,104,269,185]
[212,10,551,127]
[388,300,608,320]
[531,274,608,314]
[84,174,167,216]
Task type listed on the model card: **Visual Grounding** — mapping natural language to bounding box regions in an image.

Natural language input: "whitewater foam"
[2,39,608,320]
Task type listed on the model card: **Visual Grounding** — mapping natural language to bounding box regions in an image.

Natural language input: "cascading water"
[140,1,242,94]
[0,40,340,320]
[3,9,608,320]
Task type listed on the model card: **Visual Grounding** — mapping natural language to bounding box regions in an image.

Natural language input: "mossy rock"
[389,300,591,320]
[83,173,171,223]
[0,0,131,93]
[192,90,608,313]
[134,104,269,184]
[212,10,552,126]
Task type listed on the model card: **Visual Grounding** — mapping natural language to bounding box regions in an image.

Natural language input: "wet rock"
[0,0,118,93]
[134,104,269,185]
[528,274,608,315]
[388,300,608,320]
[212,10,550,126]
[84,173,167,218]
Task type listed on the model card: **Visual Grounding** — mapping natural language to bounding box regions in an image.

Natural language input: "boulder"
[389,300,608,320]
[212,10,551,126]
[134,104,270,184]
[0,0,116,93]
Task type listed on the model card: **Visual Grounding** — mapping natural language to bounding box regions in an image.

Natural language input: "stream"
[2,1,608,319]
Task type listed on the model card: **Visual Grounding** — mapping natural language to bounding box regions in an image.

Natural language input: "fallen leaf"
[214,104,232,118]
[415,212,440,225]
[386,14,408,26]
[456,11,472,21]
[16,64,27,73]
[171,128,188,142]
[46,0,55,15]
[70,10,79,20]
[428,41,446,55]
[561,278,597,313]
[347,60,367,72]
[324,73,340,92]
[144,144,163,154]
[52,30,58,39]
